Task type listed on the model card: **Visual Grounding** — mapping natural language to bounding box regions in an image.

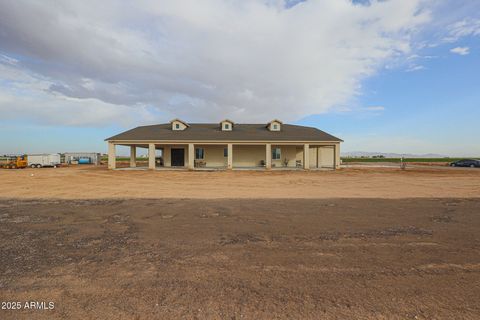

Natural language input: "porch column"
[148,143,156,170]
[303,144,310,170]
[334,143,341,169]
[265,144,272,169]
[164,145,171,167]
[130,145,136,168]
[188,143,194,170]
[227,144,233,170]
[108,142,116,169]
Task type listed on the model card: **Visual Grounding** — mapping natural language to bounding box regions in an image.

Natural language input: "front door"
[171,148,185,167]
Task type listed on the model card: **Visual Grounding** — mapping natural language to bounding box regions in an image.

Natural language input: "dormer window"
[267,119,282,131]
[170,119,189,131]
[220,119,234,131]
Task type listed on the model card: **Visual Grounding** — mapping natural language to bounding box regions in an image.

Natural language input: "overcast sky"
[0,0,479,156]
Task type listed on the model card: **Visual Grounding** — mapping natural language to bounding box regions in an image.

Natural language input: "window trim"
[195,148,205,160]
[272,147,281,160]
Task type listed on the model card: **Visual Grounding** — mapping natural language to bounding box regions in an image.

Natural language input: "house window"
[273,124,278,130]
[272,147,281,160]
[224,123,230,130]
[175,123,180,129]
[224,147,228,157]
[195,148,205,160]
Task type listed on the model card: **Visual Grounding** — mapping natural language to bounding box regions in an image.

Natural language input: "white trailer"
[28,154,61,168]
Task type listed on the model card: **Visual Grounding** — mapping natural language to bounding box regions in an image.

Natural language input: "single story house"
[105,119,342,170]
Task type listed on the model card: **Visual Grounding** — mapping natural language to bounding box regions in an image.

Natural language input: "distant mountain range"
[341,151,449,158]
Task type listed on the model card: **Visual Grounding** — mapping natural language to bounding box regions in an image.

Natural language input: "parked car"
[449,159,480,168]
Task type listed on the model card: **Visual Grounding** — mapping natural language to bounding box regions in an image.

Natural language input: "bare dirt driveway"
[0,165,479,199]
[1,166,479,319]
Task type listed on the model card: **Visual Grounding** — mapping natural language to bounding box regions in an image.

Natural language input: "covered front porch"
[107,142,340,170]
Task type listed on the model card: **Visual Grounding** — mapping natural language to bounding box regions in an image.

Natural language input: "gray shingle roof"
[106,123,342,142]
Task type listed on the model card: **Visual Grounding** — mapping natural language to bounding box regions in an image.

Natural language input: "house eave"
[105,139,342,144]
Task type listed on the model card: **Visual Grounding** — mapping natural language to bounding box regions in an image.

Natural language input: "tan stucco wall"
[318,146,335,168]
[192,144,336,169]
[271,145,297,168]
[289,145,340,169]
[196,145,227,167]
[233,145,266,167]
[296,147,303,164]
[163,145,226,168]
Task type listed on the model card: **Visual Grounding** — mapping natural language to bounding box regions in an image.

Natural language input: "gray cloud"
[0,0,431,126]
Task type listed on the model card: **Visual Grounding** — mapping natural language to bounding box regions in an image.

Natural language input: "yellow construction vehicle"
[0,155,28,169]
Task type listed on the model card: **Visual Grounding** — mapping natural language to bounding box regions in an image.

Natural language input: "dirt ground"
[0,165,479,199]
[1,166,480,319]
[1,198,479,319]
